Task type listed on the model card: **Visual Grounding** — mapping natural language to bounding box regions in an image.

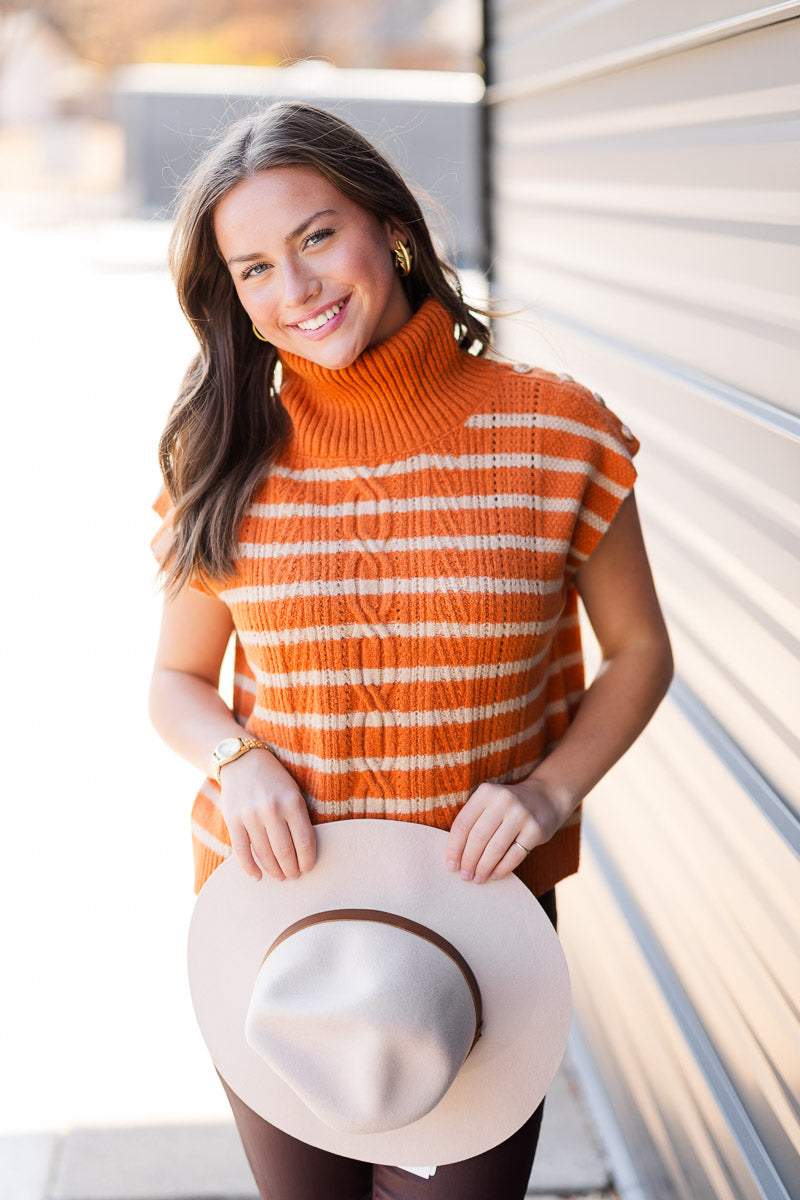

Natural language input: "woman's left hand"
[445,778,567,883]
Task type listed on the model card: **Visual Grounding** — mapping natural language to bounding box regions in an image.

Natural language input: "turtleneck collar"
[277,298,493,463]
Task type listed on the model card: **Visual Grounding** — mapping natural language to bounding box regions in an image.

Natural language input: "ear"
[385,220,409,250]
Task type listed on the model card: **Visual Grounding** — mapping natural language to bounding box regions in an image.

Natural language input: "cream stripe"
[261,692,581,780]
[235,533,570,559]
[233,671,258,695]
[271,452,624,492]
[220,575,564,605]
[252,657,584,731]
[190,818,231,858]
[239,613,570,649]
[568,501,627,563]
[194,777,583,825]
[349,758,544,815]
[578,506,610,533]
[195,725,585,820]
[194,744,578,820]
[196,779,222,814]
[247,494,582,519]
[303,766,539,816]
[304,769,578,818]
[263,715,551,776]
[465,412,631,456]
[197,743,564,819]
[304,794,444,818]
[251,649,561,691]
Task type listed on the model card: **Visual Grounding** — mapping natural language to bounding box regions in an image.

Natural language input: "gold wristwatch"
[212,736,267,783]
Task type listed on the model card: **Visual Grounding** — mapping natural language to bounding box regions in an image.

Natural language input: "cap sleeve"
[551,383,639,576]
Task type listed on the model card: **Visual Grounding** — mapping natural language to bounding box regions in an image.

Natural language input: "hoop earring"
[252,322,269,342]
[393,240,413,277]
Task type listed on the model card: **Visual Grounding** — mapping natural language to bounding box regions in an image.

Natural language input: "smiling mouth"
[295,298,347,332]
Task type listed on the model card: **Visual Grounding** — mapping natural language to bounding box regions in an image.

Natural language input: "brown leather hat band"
[264,908,483,1051]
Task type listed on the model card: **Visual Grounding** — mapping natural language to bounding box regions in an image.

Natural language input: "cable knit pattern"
[153,298,639,895]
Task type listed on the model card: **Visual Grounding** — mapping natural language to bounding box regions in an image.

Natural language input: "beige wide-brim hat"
[188,820,571,1166]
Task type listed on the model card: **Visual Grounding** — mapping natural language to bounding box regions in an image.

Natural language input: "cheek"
[231,279,250,311]
[348,232,393,284]
[234,283,271,323]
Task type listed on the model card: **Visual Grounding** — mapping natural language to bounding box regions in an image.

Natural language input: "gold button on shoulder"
[592,391,607,407]
[557,372,574,382]
[621,424,633,440]
[512,362,532,374]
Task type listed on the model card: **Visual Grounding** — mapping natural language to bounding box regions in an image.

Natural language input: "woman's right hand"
[149,586,318,883]
[219,748,317,882]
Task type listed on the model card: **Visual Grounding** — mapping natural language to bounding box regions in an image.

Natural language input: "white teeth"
[297,301,343,331]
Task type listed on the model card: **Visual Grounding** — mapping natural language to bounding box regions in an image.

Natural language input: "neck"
[277,299,492,462]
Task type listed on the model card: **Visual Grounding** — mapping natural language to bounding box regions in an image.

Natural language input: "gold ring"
[513,839,531,855]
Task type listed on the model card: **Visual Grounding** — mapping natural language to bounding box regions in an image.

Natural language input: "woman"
[150,101,673,1199]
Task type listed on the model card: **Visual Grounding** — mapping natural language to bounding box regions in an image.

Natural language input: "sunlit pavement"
[0,210,617,1198]
[0,211,222,1135]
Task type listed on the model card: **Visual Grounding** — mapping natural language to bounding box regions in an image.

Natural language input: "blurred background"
[1,2,798,1199]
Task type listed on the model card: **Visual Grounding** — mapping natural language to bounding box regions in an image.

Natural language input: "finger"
[446,800,483,872]
[471,822,522,883]
[489,823,539,880]
[252,816,299,880]
[246,819,287,881]
[287,810,317,874]
[472,813,537,882]
[484,838,531,882]
[228,824,264,881]
[459,810,505,880]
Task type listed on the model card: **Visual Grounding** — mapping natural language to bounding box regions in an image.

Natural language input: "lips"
[291,294,350,336]
[296,300,344,331]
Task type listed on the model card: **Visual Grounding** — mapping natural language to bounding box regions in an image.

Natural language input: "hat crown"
[188,820,572,1166]
[245,913,479,1133]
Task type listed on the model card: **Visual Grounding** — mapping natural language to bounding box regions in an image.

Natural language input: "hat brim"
[188,819,571,1166]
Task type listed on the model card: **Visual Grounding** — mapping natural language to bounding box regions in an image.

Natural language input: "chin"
[325,354,360,370]
[313,342,364,371]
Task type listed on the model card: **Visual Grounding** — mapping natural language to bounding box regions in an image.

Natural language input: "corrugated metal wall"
[483,3,800,1197]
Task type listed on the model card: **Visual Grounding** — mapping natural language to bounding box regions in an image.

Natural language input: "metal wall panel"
[485,2,800,1196]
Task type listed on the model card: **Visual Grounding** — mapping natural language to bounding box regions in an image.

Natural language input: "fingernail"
[460,869,473,881]
[447,860,458,871]
[474,875,484,885]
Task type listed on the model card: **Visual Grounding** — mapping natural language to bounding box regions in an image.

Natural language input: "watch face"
[216,738,242,758]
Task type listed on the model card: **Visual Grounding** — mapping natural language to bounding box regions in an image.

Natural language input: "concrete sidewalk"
[1,1050,617,1200]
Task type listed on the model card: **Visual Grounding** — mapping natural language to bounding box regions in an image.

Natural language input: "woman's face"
[214,166,414,369]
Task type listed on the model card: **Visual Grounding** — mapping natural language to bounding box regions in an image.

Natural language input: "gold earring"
[393,240,412,277]
[252,322,269,342]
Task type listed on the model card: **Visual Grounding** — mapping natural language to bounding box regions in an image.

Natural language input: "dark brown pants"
[221,888,557,1200]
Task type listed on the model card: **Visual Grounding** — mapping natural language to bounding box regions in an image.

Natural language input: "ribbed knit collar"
[277,297,492,462]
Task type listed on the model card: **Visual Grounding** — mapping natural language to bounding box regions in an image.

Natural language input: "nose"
[282,258,320,309]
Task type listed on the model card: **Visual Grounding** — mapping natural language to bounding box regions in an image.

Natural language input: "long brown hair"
[159,100,491,594]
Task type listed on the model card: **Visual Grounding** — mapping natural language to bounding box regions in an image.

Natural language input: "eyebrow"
[225,210,338,266]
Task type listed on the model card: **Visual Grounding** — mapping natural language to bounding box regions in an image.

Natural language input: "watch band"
[212,736,268,783]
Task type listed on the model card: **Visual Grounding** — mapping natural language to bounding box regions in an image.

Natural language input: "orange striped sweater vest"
[153,298,638,895]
